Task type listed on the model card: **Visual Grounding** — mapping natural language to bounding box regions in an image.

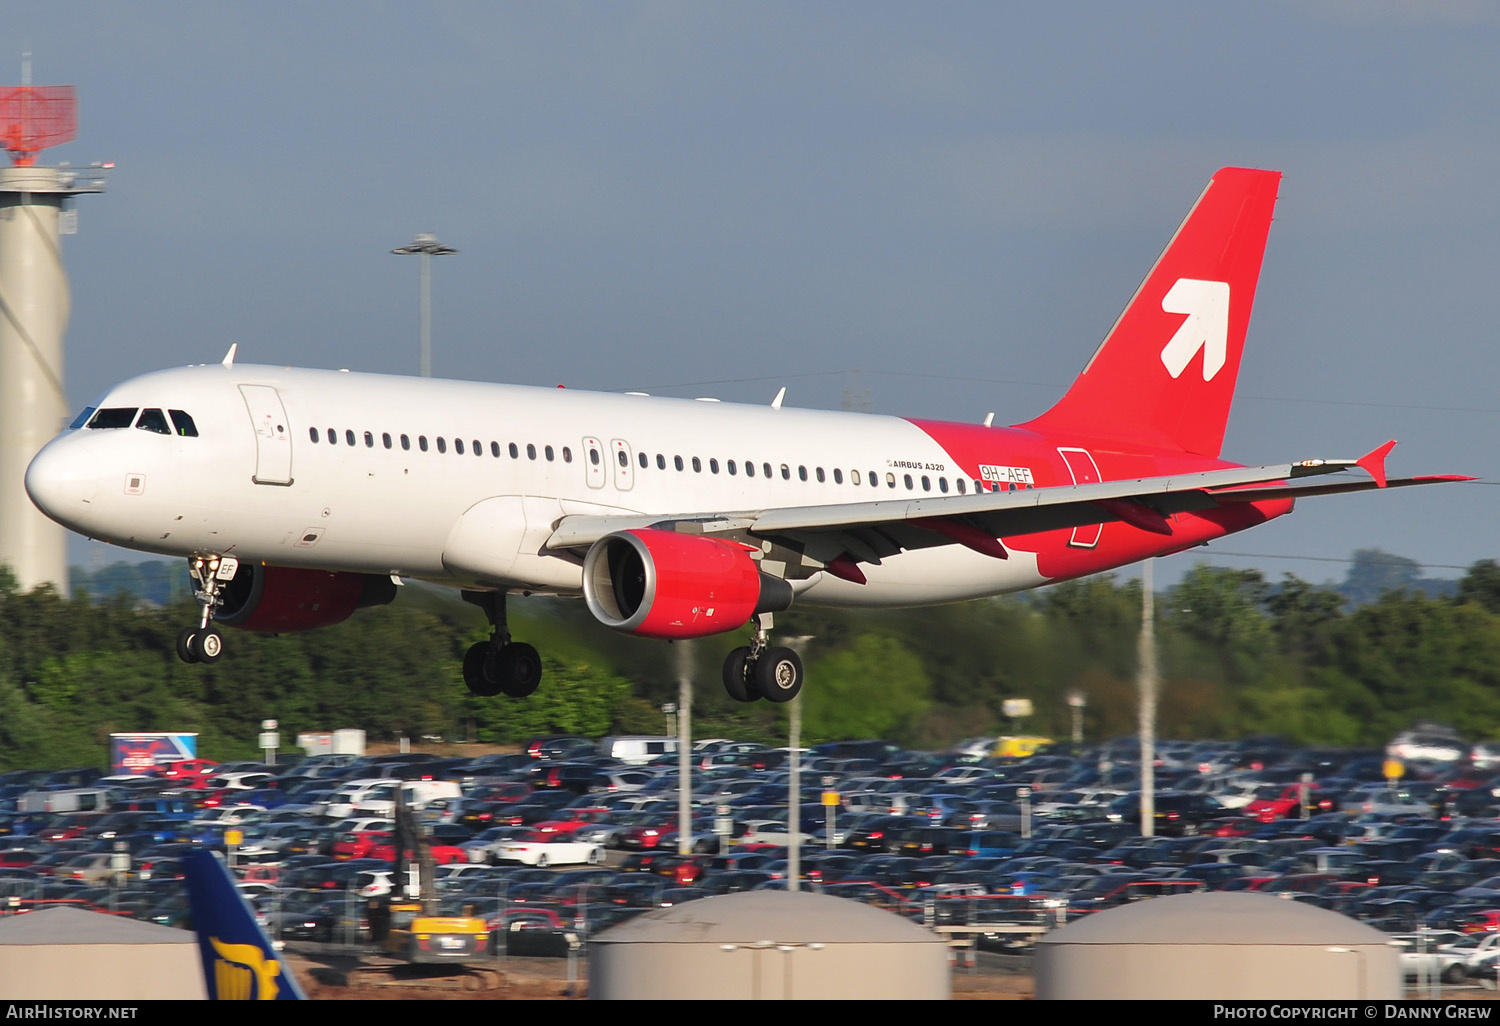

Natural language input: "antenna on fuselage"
[221,343,238,367]
[770,387,786,410]
[983,412,995,427]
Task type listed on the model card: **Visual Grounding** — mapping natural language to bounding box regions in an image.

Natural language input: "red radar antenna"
[0,85,76,166]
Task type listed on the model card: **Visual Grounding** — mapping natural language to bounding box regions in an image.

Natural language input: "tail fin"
[1018,167,1281,457]
[183,848,307,1000]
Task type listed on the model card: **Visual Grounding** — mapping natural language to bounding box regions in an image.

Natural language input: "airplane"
[24,167,1470,706]
[183,847,307,1000]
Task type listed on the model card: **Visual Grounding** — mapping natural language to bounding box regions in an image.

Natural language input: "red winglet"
[1356,440,1397,489]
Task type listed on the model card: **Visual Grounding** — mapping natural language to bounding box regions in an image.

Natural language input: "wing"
[544,442,1472,577]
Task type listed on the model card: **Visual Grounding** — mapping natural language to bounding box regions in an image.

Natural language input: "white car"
[494,836,605,868]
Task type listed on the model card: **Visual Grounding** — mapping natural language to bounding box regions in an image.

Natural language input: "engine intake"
[216,563,398,632]
[582,529,792,640]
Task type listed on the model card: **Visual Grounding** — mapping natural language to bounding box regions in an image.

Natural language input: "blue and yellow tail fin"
[183,848,307,1000]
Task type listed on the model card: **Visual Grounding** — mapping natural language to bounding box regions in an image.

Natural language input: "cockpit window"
[69,407,97,430]
[86,408,138,430]
[168,410,199,437]
[135,409,171,435]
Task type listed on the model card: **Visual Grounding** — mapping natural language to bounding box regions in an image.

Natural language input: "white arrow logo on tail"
[1159,277,1230,381]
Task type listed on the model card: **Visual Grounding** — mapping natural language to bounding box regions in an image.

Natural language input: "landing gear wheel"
[722,646,759,703]
[194,627,224,664]
[754,646,803,703]
[176,628,200,665]
[496,643,542,698]
[463,642,503,697]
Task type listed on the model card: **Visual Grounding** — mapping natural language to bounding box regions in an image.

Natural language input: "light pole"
[1067,690,1086,746]
[391,233,457,378]
[1138,558,1157,837]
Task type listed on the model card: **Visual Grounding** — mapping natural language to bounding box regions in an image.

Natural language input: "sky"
[11,1,1500,589]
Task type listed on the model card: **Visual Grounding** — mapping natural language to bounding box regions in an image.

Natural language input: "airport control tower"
[0,78,108,595]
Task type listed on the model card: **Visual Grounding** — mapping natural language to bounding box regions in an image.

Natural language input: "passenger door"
[239,384,294,485]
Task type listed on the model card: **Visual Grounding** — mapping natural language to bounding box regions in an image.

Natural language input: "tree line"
[0,551,1496,770]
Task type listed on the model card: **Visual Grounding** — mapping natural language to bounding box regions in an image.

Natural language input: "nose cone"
[25,437,99,527]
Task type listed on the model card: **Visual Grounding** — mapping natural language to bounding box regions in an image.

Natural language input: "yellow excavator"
[376,796,490,967]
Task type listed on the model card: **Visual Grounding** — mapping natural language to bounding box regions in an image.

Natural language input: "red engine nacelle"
[581,529,792,640]
[215,563,398,633]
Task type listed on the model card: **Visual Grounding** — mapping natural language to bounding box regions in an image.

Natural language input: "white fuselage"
[27,363,1073,605]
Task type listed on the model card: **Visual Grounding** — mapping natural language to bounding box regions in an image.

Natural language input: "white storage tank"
[1036,891,1401,999]
[589,891,951,1000]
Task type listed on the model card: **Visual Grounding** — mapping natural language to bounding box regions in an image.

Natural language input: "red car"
[531,809,611,836]
[332,831,394,860]
[159,759,219,784]
[366,840,466,865]
[1244,784,1331,822]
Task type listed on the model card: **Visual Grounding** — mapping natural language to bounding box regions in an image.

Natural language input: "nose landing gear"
[177,555,234,664]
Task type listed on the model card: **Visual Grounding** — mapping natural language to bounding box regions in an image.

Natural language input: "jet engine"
[215,563,398,632]
[582,529,792,640]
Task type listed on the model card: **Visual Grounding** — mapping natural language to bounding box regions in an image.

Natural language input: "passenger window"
[904,474,914,490]
[87,408,138,429]
[309,427,319,442]
[870,471,879,487]
[638,452,648,469]
[921,475,930,491]
[851,469,859,485]
[168,410,199,437]
[509,443,519,458]
[886,473,896,488]
[833,469,842,484]
[728,460,737,476]
[345,430,356,446]
[780,464,791,480]
[401,434,411,451]
[816,467,825,483]
[455,438,465,455]
[437,437,447,454]
[764,463,773,479]
[490,441,500,457]
[590,449,601,466]
[939,477,949,493]
[657,454,666,470]
[527,444,537,460]
[618,450,628,467]
[957,479,966,494]
[710,458,719,474]
[70,407,97,430]
[745,461,755,478]
[419,436,429,452]
[692,457,701,473]
[476,440,484,458]
[136,409,171,435]
[383,433,392,450]
[674,456,684,471]
[544,445,553,461]
[562,447,572,463]
[365,431,375,448]
[328,428,337,444]
[798,466,808,482]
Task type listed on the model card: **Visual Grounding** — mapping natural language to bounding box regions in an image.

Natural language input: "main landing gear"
[177,555,233,665]
[461,591,542,698]
[722,614,804,704]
